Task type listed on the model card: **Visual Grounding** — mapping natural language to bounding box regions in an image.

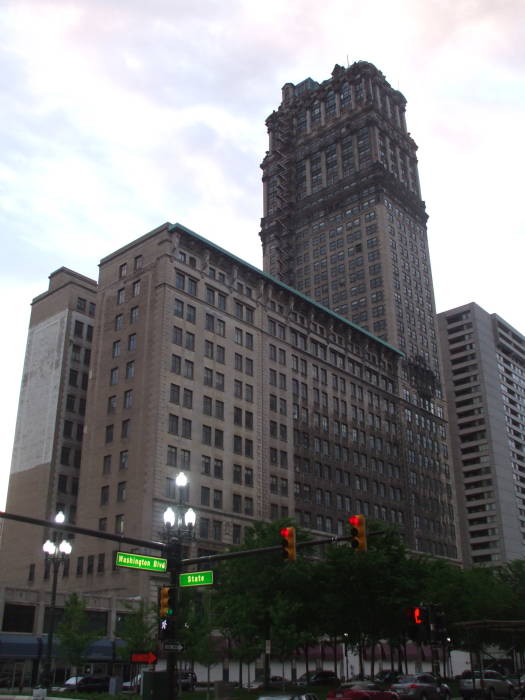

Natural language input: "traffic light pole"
[0,510,386,567]
[165,540,181,700]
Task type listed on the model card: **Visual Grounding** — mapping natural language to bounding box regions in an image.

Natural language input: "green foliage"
[56,593,96,670]
[179,589,221,668]
[117,600,157,659]
[181,519,525,668]
[213,519,318,663]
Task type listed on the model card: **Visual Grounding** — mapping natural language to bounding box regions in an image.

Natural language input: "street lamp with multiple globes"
[41,511,73,691]
[162,471,196,700]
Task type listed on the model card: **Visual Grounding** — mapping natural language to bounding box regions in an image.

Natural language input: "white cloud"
[1,0,525,508]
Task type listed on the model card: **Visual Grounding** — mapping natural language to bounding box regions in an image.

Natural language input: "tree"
[213,520,318,685]
[56,593,96,678]
[117,599,158,660]
[179,590,221,700]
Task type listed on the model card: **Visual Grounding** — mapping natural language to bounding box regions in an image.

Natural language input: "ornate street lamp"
[162,473,196,700]
[41,512,72,691]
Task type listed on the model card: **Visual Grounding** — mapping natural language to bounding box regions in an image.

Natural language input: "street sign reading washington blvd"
[179,570,214,587]
[115,551,167,572]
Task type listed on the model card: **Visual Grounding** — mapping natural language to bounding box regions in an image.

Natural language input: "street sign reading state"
[116,552,167,572]
[179,570,214,587]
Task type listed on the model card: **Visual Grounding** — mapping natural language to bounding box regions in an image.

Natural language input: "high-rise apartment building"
[260,62,458,560]
[438,303,525,566]
[0,268,97,582]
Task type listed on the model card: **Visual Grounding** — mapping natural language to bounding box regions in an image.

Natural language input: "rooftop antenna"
[346,54,350,68]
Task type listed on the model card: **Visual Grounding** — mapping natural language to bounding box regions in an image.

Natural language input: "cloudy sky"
[1,0,524,510]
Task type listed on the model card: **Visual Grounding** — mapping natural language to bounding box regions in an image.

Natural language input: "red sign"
[131,651,158,664]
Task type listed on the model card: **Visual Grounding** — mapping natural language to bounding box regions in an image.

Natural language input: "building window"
[166,477,176,499]
[168,414,179,435]
[213,521,222,541]
[202,425,212,445]
[100,486,109,505]
[128,333,137,351]
[97,553,105,573]
[117,481,126,502]
[202,455,211,475]
[167,445,177,466]
[233,494,241,513]
[115,514,124,534]
[181,449,191,469]
[183,388,193,408]
[119,450,128,469]
[233,464,242,484]
[170,384,180,404]
[199,518,209,539]
[171,354,181,373]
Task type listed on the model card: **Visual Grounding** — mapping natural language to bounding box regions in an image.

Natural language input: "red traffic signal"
[407,605,430,643]
[412,606,423,624]
[348,514,367,551]
[280,526,297,561]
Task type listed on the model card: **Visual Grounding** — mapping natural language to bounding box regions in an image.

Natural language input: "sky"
[1,0,524,510]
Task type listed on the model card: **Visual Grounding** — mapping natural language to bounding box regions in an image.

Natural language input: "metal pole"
[43,556,60,691]
[166,538,180,700]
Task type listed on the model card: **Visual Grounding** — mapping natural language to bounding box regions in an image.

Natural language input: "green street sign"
[179,570,214,587]
[115,551,167,572]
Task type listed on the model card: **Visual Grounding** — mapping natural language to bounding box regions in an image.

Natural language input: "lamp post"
[163,472,196,700]
[41,511,72,691]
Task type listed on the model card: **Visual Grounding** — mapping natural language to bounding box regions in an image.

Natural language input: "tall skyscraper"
[260,62,458,560]
[438,303,525,566]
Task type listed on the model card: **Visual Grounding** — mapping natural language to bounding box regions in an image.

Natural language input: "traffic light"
[159,585,170,617]
[348,514,367,551]
[407,605,430,643]
[158,586,176,639]
[280,526,297,561]
[410,606,425,626]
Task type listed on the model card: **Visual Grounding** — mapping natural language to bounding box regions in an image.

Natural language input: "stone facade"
[260,62,459,560]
